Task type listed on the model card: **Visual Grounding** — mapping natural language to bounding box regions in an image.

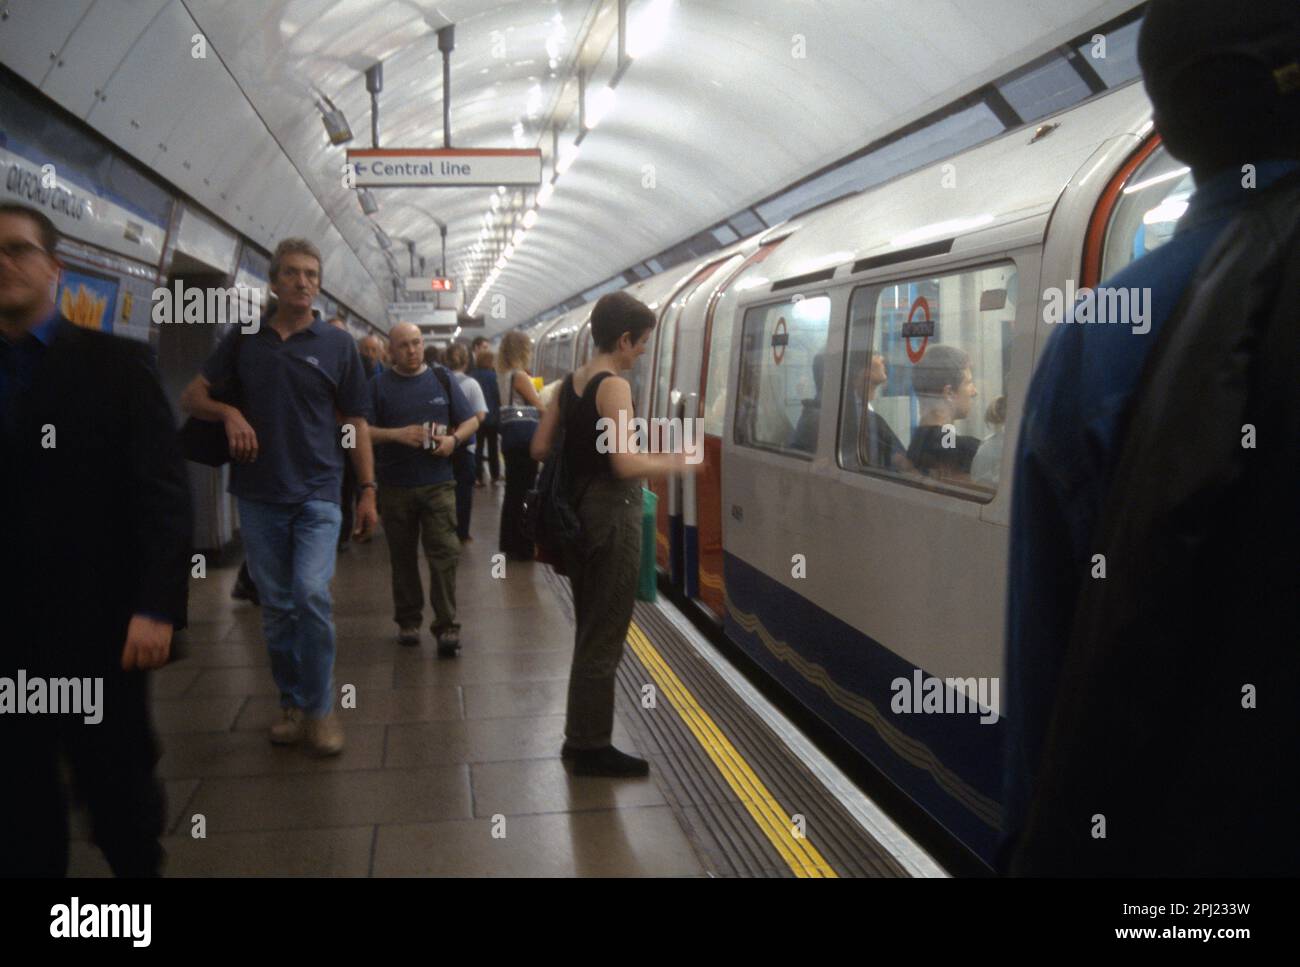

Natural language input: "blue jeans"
[238,498,342,718]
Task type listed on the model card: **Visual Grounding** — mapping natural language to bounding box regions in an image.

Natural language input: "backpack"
[523,374,596,569]
[1011,170,1300,876]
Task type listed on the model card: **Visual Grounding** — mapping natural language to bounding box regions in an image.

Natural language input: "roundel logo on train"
[902,297,935,364]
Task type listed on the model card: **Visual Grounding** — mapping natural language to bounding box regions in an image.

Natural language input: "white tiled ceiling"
[0,0,1143,330]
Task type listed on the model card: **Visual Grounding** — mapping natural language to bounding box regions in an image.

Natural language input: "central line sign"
[347,148,542,187]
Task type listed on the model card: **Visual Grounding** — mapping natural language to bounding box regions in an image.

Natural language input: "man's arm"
[344,416,378,538]
[370,423,427,446]
[123,344,193,669]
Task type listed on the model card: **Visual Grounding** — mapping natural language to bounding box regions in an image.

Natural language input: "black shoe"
[231,573,260,606]
[569,746,649,778]
[436,629,461,658]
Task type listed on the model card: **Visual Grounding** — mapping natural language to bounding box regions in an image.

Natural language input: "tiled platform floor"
[68,484,707,877]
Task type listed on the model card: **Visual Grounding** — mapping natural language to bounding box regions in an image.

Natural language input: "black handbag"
[179,331,245,466]
[523,375,593,571]
[498,370,539,452]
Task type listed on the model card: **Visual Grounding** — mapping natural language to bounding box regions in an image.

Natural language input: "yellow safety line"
[626,620,838,878]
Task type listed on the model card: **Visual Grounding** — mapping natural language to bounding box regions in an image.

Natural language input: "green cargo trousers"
[562,475,643,751]
[378,481,460,634]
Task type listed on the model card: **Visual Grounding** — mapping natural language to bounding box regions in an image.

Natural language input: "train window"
[734,295,832,456]
[553,332,574,379]
[703,303,733,437]
[653,305,680,418]
[1100,144,1193,280]
[839,262,1017,500]
[629,342,651,413]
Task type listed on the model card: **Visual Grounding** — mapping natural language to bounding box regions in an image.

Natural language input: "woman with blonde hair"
[496,331,544,560]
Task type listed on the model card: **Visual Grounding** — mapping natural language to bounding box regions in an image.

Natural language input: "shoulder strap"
[586,371,614,395]
[433,366,459,429]
[433,364,453,400]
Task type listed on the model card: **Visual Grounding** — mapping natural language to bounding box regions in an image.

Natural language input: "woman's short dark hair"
[590,292,656,352]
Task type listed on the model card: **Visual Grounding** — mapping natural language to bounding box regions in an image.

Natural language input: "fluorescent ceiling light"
[627,0,672,59]
[585,86,617,130]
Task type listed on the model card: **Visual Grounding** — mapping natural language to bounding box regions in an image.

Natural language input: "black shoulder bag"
[179,330,245,466]
[523,374,593,569]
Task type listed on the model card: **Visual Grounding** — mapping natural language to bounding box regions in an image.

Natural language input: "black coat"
[1,317,191,677]
[1011,173,1300,876]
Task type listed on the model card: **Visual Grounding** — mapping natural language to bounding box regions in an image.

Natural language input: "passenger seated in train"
[858,352,910,472]
[904,344,980,481]
[786,352,824,454]
[969,395,1006,489]
[837,350,909,472]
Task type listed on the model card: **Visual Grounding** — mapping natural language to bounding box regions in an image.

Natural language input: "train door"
[691,239,788,618]
[648,258,728,584]
[577,319,591,366]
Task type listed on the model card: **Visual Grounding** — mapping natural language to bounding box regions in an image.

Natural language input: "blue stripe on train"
[722,551,1003,864]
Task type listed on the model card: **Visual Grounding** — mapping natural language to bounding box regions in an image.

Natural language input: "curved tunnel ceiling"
[0,0,1142,331]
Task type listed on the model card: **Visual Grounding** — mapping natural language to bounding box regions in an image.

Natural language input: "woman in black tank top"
[529,293,697,777]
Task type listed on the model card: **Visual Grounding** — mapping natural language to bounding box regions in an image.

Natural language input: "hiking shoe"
[269,707,303,745]
[304,713,344,756]
[436,629,461,658]
[569,746,649,778]
[398,627,420,647]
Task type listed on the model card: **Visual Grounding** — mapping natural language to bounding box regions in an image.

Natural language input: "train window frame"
[731,290,835,462]
[1097,141,1192,283]
[835,259,1019,503]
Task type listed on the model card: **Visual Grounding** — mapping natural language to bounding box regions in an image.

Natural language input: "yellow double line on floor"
[627,620,838,878]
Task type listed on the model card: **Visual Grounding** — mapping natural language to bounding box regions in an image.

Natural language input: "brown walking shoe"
[269,707,303,745]
[304,712,344,756]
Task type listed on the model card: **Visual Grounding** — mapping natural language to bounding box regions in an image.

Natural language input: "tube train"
[521,80,1186,864]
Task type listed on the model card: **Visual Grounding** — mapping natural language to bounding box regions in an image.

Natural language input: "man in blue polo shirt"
[182,238,376,756]
[369,322,477,656]
[1001,0,1300,868]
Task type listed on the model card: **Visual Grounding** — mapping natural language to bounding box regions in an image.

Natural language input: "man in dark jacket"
[1011,168,1300,876]
[0,203,191,876]
[1002,0,1300,870]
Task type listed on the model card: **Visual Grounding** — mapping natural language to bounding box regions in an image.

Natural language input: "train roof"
[753,82,1152,288]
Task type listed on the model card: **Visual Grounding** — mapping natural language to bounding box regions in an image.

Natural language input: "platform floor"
[69,483,708,877]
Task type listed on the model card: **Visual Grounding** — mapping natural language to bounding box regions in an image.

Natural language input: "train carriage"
[530,78,1193,863]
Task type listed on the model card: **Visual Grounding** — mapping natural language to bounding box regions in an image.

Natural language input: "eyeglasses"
[0,240,48,262]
